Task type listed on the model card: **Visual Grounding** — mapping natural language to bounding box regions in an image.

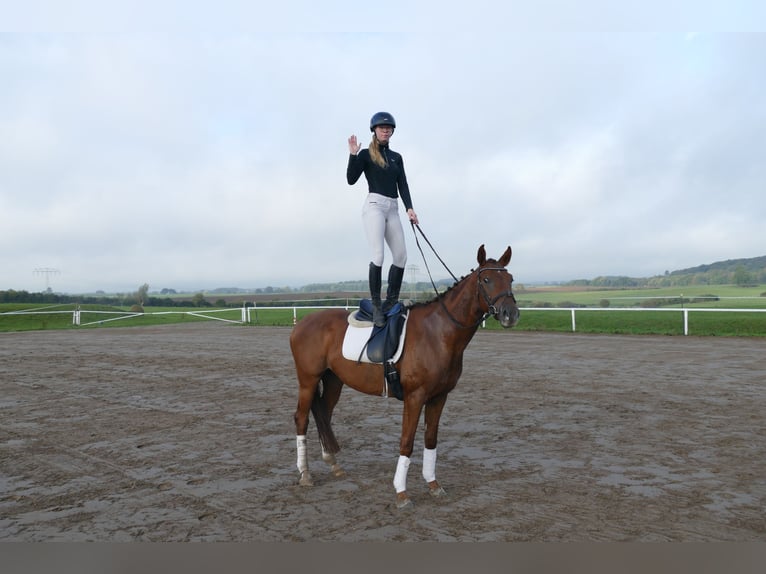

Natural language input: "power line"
[406,264,419,299]
[34,267,61,291]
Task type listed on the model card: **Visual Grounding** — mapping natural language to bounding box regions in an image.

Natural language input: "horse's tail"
[311,387,340,455]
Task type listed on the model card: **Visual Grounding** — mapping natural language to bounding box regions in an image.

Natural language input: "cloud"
[2,21,765,293]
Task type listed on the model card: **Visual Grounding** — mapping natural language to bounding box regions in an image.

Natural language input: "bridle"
[439,267,516,330]
[478,267,516,317]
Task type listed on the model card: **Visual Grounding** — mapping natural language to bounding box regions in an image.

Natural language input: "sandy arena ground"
[1,323,764,541]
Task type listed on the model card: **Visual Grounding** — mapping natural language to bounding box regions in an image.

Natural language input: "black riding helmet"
[370,111,396,132]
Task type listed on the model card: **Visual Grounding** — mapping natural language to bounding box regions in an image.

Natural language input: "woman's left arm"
[396,154,416,220]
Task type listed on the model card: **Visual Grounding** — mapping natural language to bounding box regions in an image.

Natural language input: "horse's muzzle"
[497,301,520,328]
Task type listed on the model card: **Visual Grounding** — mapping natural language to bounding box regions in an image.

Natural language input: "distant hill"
[669,255,766,276]
[193,255,766,295]
[566,255,766,289]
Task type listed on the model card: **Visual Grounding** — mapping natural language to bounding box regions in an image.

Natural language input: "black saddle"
[354,300,407,364]
[354,300,408,400]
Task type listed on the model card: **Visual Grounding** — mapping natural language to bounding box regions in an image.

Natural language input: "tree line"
[0,289,215,308]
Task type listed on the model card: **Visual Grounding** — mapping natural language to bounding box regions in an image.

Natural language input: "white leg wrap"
[393,455,411,493]
[296,435,308,473]
[422,447,437,483]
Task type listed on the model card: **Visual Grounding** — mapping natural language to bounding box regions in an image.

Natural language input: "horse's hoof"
[428,481,447,497]
[331,467,346,478]
[395,493,413,509]
[298,472,313,487]
[429,485,447,498]
[329,463,346,478]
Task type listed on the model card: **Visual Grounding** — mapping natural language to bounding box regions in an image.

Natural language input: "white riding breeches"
[362,193,407,268]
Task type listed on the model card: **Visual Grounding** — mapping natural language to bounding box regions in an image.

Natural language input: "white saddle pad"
[341,311,409,364]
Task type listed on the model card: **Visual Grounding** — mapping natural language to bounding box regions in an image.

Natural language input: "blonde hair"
[369,135,388,168]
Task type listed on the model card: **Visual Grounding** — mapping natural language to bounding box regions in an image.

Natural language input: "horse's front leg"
[296,435,312,486]
[423,393,449,498]
[393,397,425,508]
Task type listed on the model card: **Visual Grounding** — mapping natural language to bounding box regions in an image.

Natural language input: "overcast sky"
[2,2,765,293]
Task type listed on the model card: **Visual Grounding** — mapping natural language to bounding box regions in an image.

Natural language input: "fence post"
[571,308,576,332]
[241,305,247,323]
[73,307,80,326]
[293,307,297,325]
[683,309,689,335]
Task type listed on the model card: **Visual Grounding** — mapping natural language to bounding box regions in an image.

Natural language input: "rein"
[410,222,458,291]
[410,223,514,330]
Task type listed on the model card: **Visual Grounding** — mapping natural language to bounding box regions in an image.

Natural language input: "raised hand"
[348,134,362,155]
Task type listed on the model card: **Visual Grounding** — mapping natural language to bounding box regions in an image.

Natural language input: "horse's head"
[476,244,520,328]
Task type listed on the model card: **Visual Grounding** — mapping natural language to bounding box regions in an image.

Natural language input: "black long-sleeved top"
[346,145,414,211]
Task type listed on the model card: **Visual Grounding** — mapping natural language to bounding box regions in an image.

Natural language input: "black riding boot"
[382,264,405,313]
[369,262,385,327]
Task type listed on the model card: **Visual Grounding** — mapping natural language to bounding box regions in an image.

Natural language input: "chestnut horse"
[289,244,520,508]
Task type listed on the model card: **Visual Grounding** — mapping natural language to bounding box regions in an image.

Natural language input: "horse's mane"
[408,279,465,309]
[407,260,499,309]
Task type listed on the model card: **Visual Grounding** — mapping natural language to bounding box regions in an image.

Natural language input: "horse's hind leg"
[319,371,346,478]
[293,369,344,485]
[294,379,317,486]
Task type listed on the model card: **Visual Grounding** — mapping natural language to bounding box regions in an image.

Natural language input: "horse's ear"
[477,244,487,265]
[499,246,512,267]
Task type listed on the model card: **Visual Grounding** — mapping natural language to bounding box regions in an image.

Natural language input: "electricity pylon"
[34,267,60,292]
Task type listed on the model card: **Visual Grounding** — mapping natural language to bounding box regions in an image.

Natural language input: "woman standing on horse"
[347,111,419,327]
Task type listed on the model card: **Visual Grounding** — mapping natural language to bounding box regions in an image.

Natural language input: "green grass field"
[493,308,766,336]
[2,284,765,336]
[516,283,766,309]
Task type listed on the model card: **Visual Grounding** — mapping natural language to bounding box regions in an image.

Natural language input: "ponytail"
[368,135,388,168]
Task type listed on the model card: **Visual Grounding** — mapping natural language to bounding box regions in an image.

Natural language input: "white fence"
[247,304,765,335]
[522,306,766,336]
[2,305,247,327]
[3,304,766,335]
